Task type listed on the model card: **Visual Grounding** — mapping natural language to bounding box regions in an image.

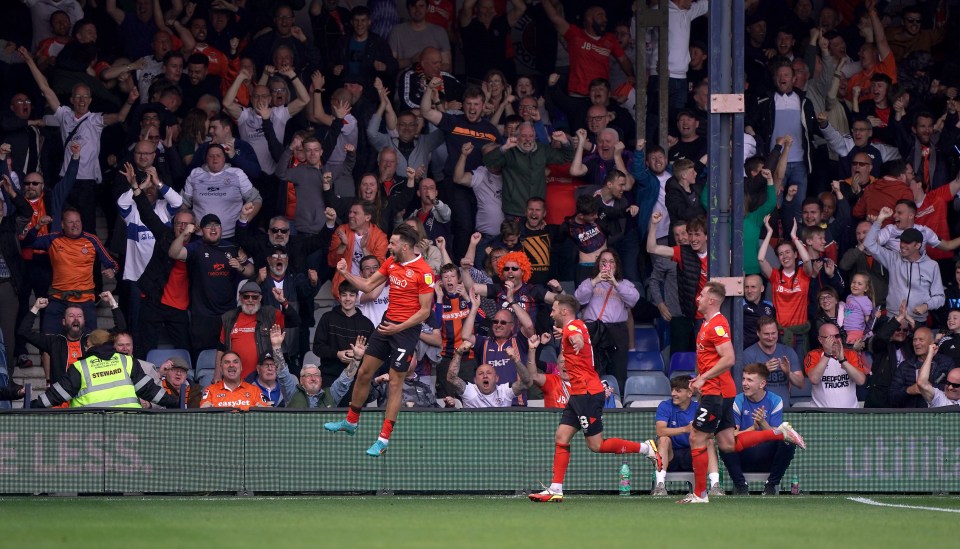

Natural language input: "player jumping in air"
[323,224,435,456]
[679,282,806,503]
[529,295,662,502]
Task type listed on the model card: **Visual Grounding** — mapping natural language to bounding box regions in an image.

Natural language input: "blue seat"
[623,372,671,406]
[600,375,620,397]
[145,348,192,371]
[668,352,697,376]
[195,349,218,387]
[627,351,665,372]
[634,326,660,352]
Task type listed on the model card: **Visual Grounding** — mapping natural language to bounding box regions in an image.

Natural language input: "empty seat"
[145,348,192,371]
[627,351,665,372]
[789,379,813,407]
[622,372,671,406]
[633,326,660,352]
[195,349,218,387]
[668,352,696,376]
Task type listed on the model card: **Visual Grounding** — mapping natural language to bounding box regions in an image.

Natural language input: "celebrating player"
[323,224,435,456]
[680,282,806,503]
[529,295,662,503]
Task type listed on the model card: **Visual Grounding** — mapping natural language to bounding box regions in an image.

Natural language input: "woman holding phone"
[574,249,639,395]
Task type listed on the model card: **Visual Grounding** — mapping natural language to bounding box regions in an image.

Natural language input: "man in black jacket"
[313,282,374,387]
[18,293,126,385]
[864,312,913,408]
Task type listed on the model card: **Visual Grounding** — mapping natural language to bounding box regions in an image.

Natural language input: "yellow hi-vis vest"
[69,353,141,408]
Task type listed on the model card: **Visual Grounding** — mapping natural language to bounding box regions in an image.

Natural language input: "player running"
[680,282,806,504]
[529,295,662,503]
[323,224,435,456]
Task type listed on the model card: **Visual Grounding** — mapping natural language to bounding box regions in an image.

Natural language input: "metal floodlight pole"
[708,0,745,352]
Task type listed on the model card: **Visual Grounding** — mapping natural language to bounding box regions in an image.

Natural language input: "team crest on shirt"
[81,247,88,254]
[715,325,727,337]
[405,269,413,277]
[424,273,433,285]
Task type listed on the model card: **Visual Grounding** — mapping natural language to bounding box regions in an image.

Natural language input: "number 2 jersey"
[562,319,605,396]
[696,313,737,398]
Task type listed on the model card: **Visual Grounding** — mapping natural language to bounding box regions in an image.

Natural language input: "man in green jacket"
[483,123,574,218]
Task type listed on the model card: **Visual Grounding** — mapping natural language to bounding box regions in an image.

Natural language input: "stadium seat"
[539,344,558,365]
[789,380,813,408]
[302,351,322,368]
[622,372,671,407]
[195,349,218,387]
[627,351,665,372]
[527,399,545,407]
[633,325,660,352]
[600,375,620,397]
[668,352,696,377]
[146,348,192,371]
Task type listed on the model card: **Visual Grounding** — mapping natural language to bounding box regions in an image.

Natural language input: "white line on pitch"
[848,497,960,513]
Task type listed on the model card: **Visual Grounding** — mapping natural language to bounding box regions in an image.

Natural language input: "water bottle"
[790,474,800,495]
[619,459,631,497]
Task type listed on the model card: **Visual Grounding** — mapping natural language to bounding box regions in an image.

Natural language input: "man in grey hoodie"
[865,207,944,323]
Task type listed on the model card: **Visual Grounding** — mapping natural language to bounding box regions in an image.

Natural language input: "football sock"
[691,446,709,498]
[549,483,563,493]
[734,429,782,452]
[551,443,571,484]
[378,419,395,444]
[599,438,642,454]
[346,405,362,425]
[655,469,667,484]
[708,472,720,486]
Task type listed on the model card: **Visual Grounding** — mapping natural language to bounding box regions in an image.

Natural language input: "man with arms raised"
[324,224,435,457]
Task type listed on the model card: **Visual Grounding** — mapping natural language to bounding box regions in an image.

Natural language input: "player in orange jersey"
[679,282,806,504]
[529,295,662,503]
[324,224,435,456]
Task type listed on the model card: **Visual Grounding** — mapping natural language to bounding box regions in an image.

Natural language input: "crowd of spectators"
[0,0,959,412]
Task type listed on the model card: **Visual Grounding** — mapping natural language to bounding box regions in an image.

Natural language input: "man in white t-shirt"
[803,323,867,408]
[223,67,310,175]
[444,340,530,408]
[916,345,960,408]
[453,142,503,240]
[357,255,389,326]
[21,46,136,235]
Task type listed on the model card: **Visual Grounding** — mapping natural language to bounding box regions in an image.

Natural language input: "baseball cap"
[167,357,190,371]
[239,280,261,294]
[258,351,277,364]
[900,228,923,244]
[200,213,221,227]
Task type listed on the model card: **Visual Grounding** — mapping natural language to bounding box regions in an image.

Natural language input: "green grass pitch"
[2,495,957,548]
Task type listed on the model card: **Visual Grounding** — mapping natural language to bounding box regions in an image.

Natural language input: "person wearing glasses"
[864,302,915,408]
[891,325,956,408]
[803,322,867,408]
[915,344,960,408]
[1,93,45,175]
[216,279,297,382]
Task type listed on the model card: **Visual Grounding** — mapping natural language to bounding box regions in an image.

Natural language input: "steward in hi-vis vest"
[30,330,180,409]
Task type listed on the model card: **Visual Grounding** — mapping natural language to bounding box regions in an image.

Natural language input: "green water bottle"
[790,474,800,495]
[619,459,631,497]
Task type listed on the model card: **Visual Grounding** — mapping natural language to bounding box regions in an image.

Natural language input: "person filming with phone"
[574,249,639,396]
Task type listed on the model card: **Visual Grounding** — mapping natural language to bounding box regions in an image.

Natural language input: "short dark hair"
[352,5,370,18]
[527,196,546,209]
[801,197,822,211]
[575,194,600,216]
[604,169,626,185]
[671,375,692,390]
[439,263,460,279]
[687,215,707,234]
[339,282,358,296]
[588,78,611,91]
[162,51,185,65]
[187,53,209,66]
[463,86,484,102]
[757,315,779,332]
[393,223,420,247]
[881,159,909,178]
[895,199,917,214]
